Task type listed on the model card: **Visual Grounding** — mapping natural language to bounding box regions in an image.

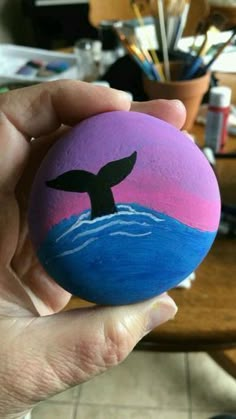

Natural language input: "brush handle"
[205,31,236,71]
[150,65,162,81]
[114,27,160,81]
[198,29,236,76]
[181,56,204,80]
[173,2,190,50]
[157,0,170,81]
[132,55,156,80]
[203,56,217,73]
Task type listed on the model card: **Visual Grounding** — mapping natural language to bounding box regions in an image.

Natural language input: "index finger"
[0,80,131,139]
[131,99,186,130]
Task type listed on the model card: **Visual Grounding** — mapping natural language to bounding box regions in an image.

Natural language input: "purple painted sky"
[29,111,221,248]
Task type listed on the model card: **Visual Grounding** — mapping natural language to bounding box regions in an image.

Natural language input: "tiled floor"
[31,352,236,419]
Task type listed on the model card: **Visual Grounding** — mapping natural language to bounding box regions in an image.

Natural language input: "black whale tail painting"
[46,151,137,219]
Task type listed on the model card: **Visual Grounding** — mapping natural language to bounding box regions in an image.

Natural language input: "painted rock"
[28,111,221,305]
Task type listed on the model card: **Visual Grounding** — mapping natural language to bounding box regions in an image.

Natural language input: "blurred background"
[0,0,235,47]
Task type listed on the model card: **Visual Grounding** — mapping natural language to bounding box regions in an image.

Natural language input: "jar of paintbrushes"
[142,59,211,130]
[113,0,234,129]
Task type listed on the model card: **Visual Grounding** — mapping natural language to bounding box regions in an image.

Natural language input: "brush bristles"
[165,0,188,16]
[150,0,189,16]
[205,12,227,31]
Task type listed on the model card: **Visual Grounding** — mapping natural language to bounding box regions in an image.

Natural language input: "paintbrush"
[150,0,190,78]
[181,13,227,80]
[130,0,166,80]
[165,0,187,50]
[114,27,161,80]
[199,13,226,54]
[130,1,161,66]
[150,0,189,51]
[114,22,161,80]
[121,20,158,66]
[150,0,186,19]
[172,0,191,50]
[191,13,226,61]
[120,22,154,64]
[198,27,236,76]
[189,20,207,54]
[156,0,170,80]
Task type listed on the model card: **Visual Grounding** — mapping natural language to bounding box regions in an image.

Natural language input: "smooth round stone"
[28,111,221,305]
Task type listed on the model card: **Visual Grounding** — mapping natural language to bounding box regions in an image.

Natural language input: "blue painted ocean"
[38,204,216,305]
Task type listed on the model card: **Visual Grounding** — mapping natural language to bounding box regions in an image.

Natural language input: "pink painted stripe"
[43,183,220,236]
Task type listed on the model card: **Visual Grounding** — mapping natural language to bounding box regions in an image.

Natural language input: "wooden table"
[66,122,236,377]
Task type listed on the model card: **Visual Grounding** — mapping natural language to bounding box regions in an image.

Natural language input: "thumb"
[20,294,177,402]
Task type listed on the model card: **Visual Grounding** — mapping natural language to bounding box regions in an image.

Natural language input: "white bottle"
[205,86,231,153]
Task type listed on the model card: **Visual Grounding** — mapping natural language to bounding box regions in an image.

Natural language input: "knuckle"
[102,320,134,367]
[65,320,135,380]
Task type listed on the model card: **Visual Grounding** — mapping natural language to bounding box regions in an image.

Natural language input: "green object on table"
[0,87,9,94]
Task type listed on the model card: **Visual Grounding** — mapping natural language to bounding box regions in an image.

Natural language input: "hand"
[0,81,185,419]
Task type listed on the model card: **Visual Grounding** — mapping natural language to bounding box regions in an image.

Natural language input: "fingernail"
[170,99,186,113]
[145,294,178,335]
[114,89,133,101]
[171,99,184,107]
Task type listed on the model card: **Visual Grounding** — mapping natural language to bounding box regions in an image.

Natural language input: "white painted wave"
[54,237,98,259]
[56,204,164,243]
[110,231,152,238]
